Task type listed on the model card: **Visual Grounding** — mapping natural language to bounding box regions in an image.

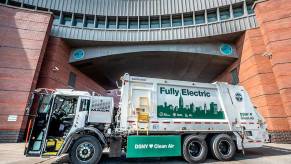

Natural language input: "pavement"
[1,143,291,164]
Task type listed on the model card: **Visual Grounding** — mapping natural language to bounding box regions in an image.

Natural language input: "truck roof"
[122,73,229,89]
[54,89,91,97]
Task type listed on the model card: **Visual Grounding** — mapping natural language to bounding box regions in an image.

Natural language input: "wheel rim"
[188,141,202,158]
[218,140,231,156]
[76,142,95,161]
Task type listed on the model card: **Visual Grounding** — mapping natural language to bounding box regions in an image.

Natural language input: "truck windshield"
[53,96,77,114]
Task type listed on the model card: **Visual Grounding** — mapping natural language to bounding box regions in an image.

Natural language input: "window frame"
[161,15,171,28]
[139,17,149,29]
[172,14,182,27]
[84,15,95,28]
[219,7,231,21]
[68,72,76,88]
[232,3,244,18]
[230,68,239,85]
[207,10,218,23]
[117,17,128,29]
[183,13,194,26]
[150,16,160,29]
[106,17,117,29]
[128,17,138,29]
[61,13,73,26]
[195,11,205,25]
[96,16,106,28]
[72,14,84,27]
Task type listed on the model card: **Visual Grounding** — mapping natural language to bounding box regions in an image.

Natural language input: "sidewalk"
[0,143,56,164]
[1,143,291,164]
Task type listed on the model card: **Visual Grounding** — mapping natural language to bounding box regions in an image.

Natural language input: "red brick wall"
[37,37,107,95]
[216,29,290,131]
[216,0,291,142]
[214,35,244,83]
[0,5,52,142]
[239,28,289,131]
[255,0,291,129]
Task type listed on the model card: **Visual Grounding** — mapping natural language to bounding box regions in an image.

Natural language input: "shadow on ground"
[51,145,291,164]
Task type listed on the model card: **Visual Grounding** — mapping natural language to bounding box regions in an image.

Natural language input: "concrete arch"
[69,43,238,62]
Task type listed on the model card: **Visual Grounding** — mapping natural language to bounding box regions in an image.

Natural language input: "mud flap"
[109,136,122,157]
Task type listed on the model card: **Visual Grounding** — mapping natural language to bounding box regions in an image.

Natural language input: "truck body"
[24,74,269,163]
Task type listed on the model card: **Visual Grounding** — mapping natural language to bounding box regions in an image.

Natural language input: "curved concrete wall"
[14,0,245,16]
[6,0,257,42]
[51,15,256,42]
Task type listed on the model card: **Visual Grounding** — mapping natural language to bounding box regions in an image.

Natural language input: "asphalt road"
[1,143,291,164]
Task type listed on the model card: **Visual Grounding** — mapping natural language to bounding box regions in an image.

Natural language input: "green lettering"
[160,87,166,94]
[182,89,187,96]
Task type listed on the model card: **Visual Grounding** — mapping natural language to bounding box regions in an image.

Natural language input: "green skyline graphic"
[157,94,225,119]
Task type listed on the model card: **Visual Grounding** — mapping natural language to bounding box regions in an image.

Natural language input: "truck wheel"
[210,134,236,161]
[69,135,102,164]
[183,135,208,163]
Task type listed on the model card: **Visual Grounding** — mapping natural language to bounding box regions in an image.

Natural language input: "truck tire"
[69,135,102,164]
[210,134,236,161]
[183,135,208,163]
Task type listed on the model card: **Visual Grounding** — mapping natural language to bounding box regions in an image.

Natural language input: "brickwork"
[217,0,291,143]
[269,131,291,144]
[37,37,107,95]
[240,28,289,131]
[0,5,52,142]
[254,0,291,129]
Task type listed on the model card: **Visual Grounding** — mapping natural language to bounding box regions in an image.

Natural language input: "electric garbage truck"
[24,73,269,163]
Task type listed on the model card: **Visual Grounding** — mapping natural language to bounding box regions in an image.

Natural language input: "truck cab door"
[25,94,54,157]
[66,97,90,134]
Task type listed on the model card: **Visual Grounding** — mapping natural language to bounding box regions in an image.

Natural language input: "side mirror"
[25,93,35,114]
[115,89,121,97]
[116,80,122,89]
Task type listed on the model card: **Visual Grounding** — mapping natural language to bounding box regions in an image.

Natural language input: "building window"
[195,12,205,24]
[8,0,21,7]
[23,4,35,9]
[52,11,61,24]
[220,7,230,20]
[53,15,60,24]
[247,3,254,14]
[233,4,244,18]
[84,16,95,28]
[107,17,116,29]
[230,68,239,84]
[139,17,149,29]
[96,17,105,28]
[117,17,127,29]
[207,10,217,23]
[172,15,182,27]
[73,15,84,27]
[37,7,48,12]
[79,99,90,111]
[161,16,171,28]
[129,17,138,29]
[183,13,194,26]
[68,72,76,88]
[61,13,72,26]
[150,17,160,28]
